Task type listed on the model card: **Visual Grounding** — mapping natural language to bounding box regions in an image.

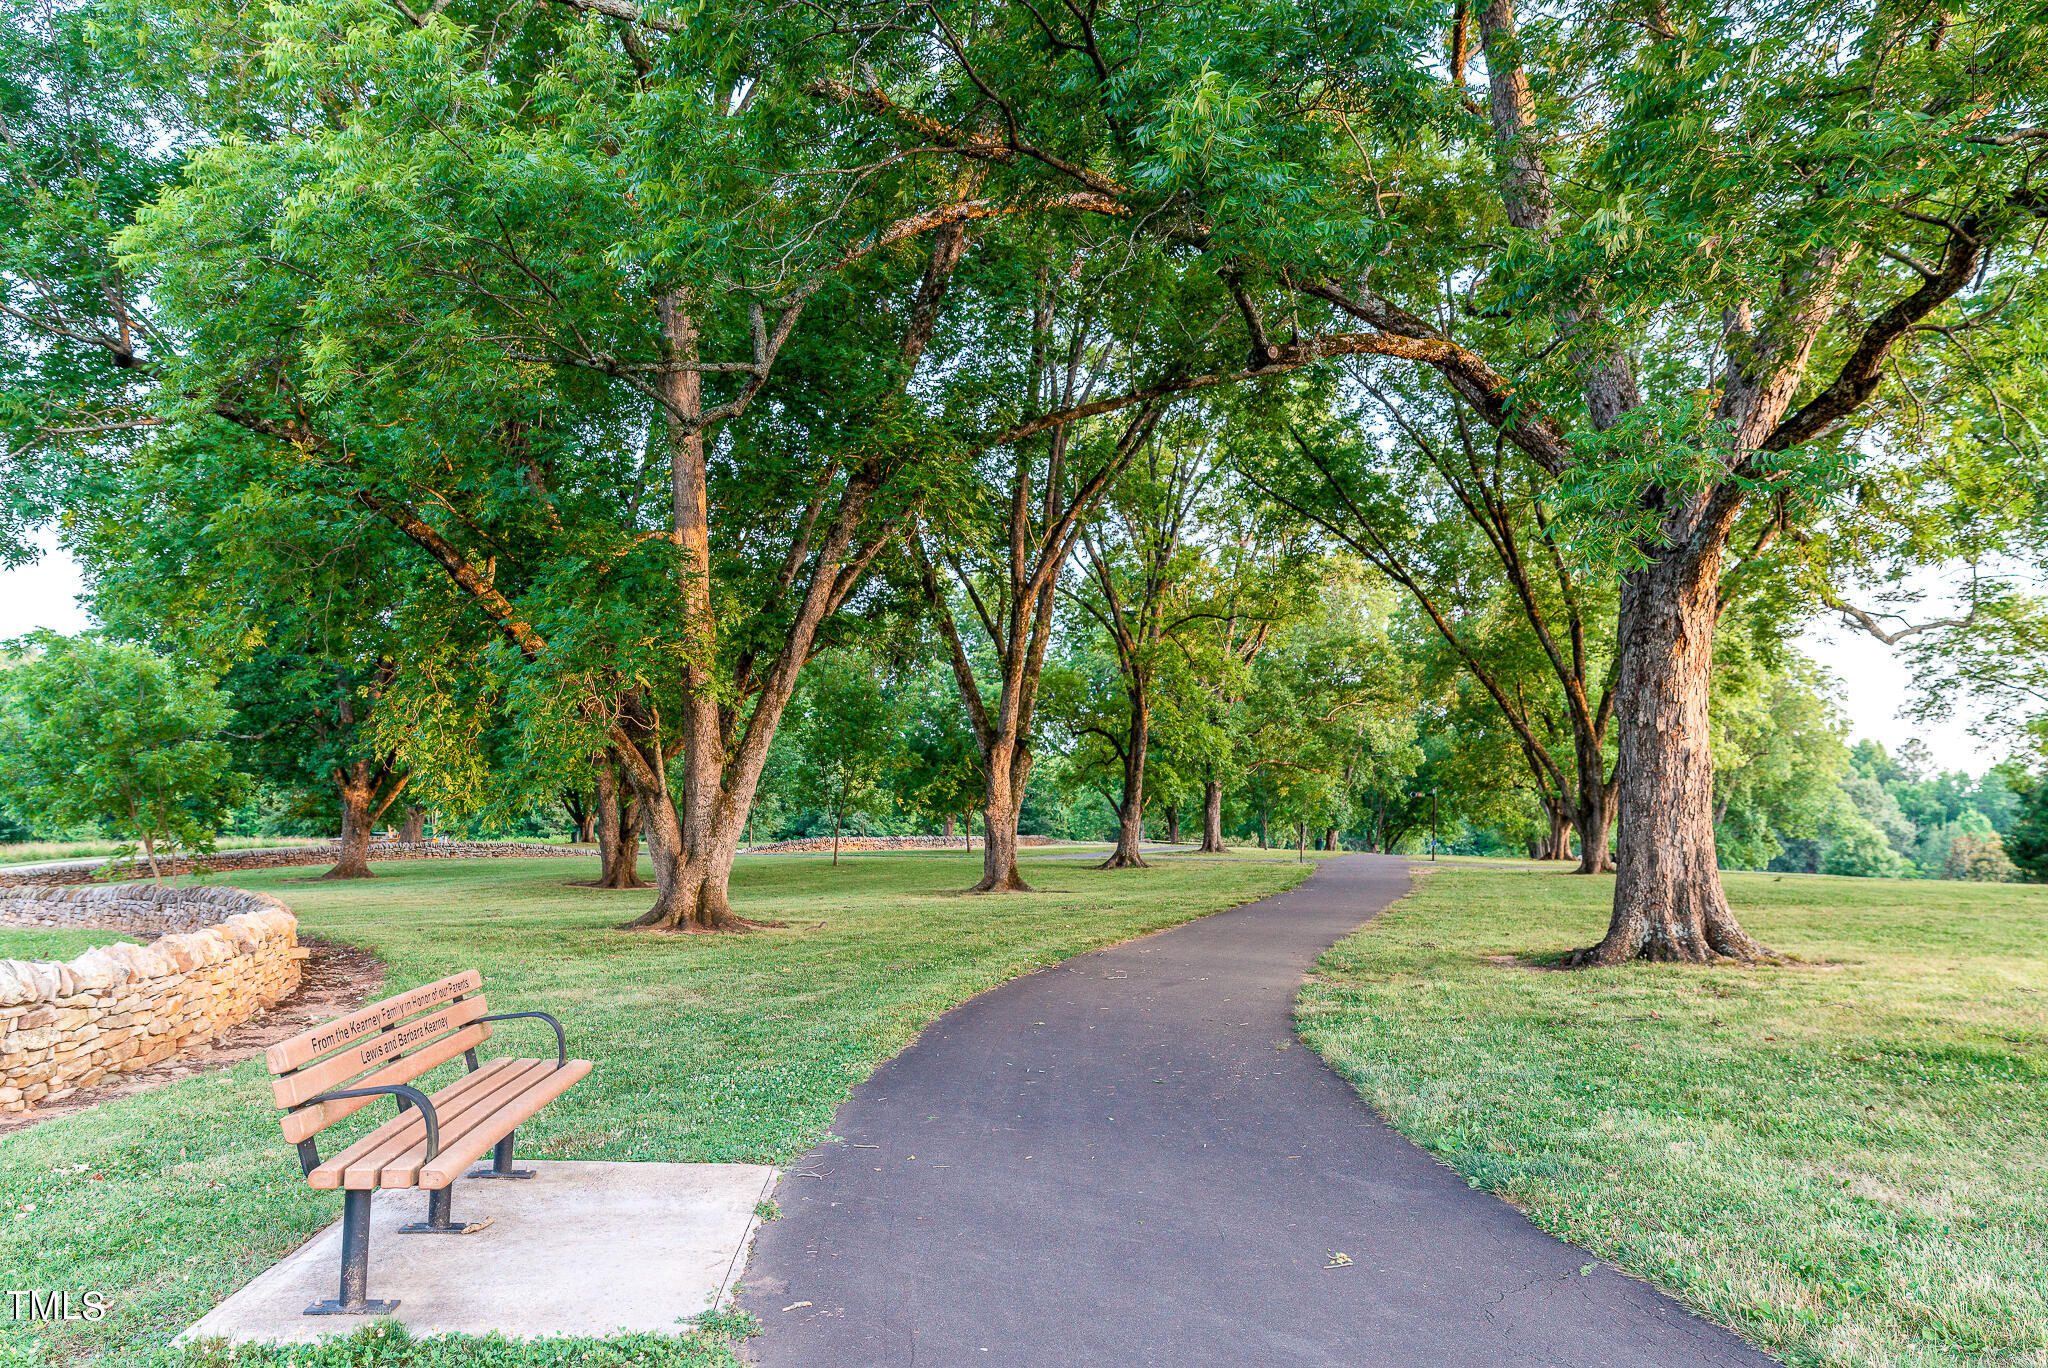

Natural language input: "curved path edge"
[738,853,1777,1368]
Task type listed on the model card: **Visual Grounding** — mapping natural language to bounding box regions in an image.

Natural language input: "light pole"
[1411,788,1438,860]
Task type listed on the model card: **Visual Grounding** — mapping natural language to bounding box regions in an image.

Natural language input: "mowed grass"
[0,850,1306,1368]
[0,837,329,869]
[0,927,140,960]
[1296,866,2048,1368]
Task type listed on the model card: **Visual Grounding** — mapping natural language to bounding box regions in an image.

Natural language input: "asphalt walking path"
[738,853,1776,1367]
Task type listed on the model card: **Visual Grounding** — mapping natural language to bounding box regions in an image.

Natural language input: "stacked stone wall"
[744,834,1057,854]
[0,885,302,1112]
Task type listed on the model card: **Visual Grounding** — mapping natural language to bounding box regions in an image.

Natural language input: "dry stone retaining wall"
[743,834,1057,854]
[0,840,584,888]
[0,885,302,1112]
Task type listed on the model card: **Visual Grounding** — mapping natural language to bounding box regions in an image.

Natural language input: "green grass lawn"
[0,927,140,960]
[0,851,1306,1368]
[1297,865,2048,1368]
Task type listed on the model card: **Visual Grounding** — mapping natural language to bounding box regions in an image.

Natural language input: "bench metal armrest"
[477,1011,567,1067]
[298,1084,441,1163]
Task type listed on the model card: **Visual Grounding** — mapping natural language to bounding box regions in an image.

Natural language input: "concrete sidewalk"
[186,1161,775,1344]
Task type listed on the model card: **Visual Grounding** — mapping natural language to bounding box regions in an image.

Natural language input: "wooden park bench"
[264,970,591,1316]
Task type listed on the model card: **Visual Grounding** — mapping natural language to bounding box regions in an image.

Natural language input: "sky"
[0,542,2002,775]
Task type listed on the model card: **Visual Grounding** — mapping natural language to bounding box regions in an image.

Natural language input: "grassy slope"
[0,850,1305,1368]
[0,838,328,869]
[0,928,140,960]
[1297,865,2048,1368]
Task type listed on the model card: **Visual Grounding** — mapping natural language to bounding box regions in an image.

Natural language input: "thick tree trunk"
[324,782,377,880]
[1199,779,1227,853]
[1576,549,1768,964]
[943,813,956,841]
[974,743,1033,891]
[398,807,427,845]
[1324,826,1340,852]
[1164,806,1180,846]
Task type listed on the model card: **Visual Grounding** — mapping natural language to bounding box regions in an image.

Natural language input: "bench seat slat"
[336,1058,551,1191]
[272,995,490,1109]
[417,1060,591,1189]
[307,1056,530,1190]
[308,1056,591,1191]
[266,971,483,1074]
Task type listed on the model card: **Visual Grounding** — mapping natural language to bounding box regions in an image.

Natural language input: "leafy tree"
[888,665,984,845]
[787,656,900,865]
[1067,423,1214,867]
[1817,791,1910,880]
[1711,654,1848,871]
[1240,376,1622,872]
[0,634,242,877]
[2005,778,2048,882]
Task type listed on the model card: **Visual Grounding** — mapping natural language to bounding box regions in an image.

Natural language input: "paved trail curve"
[740,853,1774,1368]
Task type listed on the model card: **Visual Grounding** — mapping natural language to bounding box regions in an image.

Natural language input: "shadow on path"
[739,853,1776,1367]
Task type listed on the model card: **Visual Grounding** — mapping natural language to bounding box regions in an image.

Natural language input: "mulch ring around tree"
[0,937,384,1133]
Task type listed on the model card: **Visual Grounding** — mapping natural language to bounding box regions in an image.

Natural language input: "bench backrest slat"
[265,970,483,1075]
[279,1021,494,1143]
[271,994,490,1109]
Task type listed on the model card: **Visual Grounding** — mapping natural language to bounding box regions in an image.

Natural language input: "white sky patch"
[0,539,94,642]
[1798,616,1990,773]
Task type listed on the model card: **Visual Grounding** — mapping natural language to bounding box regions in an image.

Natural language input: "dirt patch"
[0,937,383,1133]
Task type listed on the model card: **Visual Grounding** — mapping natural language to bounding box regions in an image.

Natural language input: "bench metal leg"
[467,1132,535,1180]
[305,1189,399,1315]
[399,1182,493,1235]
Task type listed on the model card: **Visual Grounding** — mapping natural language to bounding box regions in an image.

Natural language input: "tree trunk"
[324,781,377,881]
[593,756,650,890]
[1164,806,1181,846]
[1199,779,1227,853]
[1572,744,1616,874]
[974,742,1033,891]
[1100,697,1150,870]
[1324,826,1340,852]
[1258,807,1269,850]
[398,807,427,845]
[1540,803,1573,860]
[943,813,956,842]
[1576,549,1768,964]
[833,803,842,866]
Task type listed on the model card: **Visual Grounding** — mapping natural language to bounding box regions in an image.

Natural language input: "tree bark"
[1200,778,1227,852]
[1099,690,1150,869]
[322,757,407,880]
[943,813,956,842]
[1164,805,1180,846]
[1324,826,1340,852]
[975,739,1034,891]
[1574,547,1769,964]
[593,754,650,889]
[398,807,427,845]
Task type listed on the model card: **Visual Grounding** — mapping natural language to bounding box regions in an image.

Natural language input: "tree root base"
[1561,942,1785,969]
